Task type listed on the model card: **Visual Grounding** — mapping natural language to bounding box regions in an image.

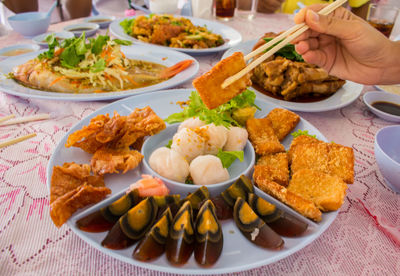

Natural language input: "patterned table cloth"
[0,12,399,276]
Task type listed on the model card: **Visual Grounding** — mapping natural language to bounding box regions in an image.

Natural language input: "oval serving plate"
[222,40,363,112]
[46,88,336,274]
[109,16,242,55]
[0,45,199,101]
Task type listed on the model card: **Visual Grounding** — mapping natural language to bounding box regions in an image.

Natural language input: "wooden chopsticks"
[0,113,50,148]
[221,0,348,89]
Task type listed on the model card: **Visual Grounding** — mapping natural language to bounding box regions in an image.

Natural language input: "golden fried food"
[50,162,104,203]
[254,164,289,187]
[246,117,285,155]
[327,144,355,184]
[288,135,322,161]
[288,169,347,212]
[266,108,300,141]
[256,153,289,186]
[193,52,251,109]
[50,184,111,227]
[91,147,144,175]
[253,167,322,222]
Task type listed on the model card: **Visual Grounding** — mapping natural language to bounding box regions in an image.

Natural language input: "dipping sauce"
[88,19,111,23]
[2,48,34,56]
[69,27,93,32]
[371,101,400,116]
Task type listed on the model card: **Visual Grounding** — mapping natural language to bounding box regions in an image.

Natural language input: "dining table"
[0,9,399,276]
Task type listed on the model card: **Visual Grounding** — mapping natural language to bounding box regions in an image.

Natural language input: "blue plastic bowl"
[8,12,50,37]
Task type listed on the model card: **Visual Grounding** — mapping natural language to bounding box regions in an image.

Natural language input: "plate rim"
[222,39,364,112]
[46,88,337,274]
[109,15,243,54]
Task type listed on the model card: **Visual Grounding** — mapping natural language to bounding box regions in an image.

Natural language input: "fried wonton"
[256,153,289,186]
[192,52,251,109]
[50,162,104,203]
[91,147,144,175]
[50,184,111,227]
[246,117,285,155]
[266,108,300,141]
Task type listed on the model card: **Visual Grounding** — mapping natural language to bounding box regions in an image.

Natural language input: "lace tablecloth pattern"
[0,13,399,276]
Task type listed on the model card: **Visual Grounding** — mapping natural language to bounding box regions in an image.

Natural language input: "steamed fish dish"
[11,34,191,94]
[120,14,225,49]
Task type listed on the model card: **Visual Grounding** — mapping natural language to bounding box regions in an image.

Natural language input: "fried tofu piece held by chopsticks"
[193,52,251,109]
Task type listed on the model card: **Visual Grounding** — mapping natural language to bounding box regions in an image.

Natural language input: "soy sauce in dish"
[371,101,400,116]
[69,27,93,32]
[89,19,111,23]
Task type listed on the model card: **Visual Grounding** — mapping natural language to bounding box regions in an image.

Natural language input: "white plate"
[0,44,40,59]
[363,91,400,122]
[32,31,75,47]
[222,40,364,112]
[0,45,199,101]
[109,16,242,54]
[46,89,337,274]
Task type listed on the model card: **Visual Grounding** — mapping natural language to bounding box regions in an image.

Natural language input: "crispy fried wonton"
[91,147,144,175]
[266,108,300,141]
[50,184,111,227]
[192,52,251,109]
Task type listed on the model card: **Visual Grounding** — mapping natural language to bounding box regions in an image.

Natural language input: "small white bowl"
[64,23,99,37]
[8,12,50,37]
[84,15,116,29]
[32,31,75,47]
[0,44,40,59]
[141,124,256,197]
[375,125,400,193]
[363,91,400,122]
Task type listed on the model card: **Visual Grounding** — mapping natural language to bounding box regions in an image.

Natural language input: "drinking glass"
[215,0,236,21]
[236,0,258,20]
[367,4,399,38]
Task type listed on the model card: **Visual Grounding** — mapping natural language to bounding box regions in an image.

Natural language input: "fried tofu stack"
[249,108,354,222]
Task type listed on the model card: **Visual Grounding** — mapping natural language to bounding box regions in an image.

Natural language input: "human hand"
[257,0,285,14]
[293,5,400,85]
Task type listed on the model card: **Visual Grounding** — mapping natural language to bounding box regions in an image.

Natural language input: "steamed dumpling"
[149,147,189,182]
[178,117,206,132]
[171,127,205,162]
[189,155,229,185]
[224,127,248,151]
[200,124,228,155]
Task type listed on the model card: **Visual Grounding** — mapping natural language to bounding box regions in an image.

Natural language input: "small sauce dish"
[363,91,400,122]
[0,44,40,59]
[32,31,75,47]
[64,23,100,37]
[83,15,116,29]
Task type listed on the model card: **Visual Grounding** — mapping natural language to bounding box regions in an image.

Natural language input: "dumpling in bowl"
[224,127,248,151]
[171,127,205,162]
[200,124,228,155]
[178,117,206,132]
[190,155,229,185]
[149,147,189,182]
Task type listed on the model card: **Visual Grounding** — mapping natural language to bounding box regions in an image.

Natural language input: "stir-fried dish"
[11,34,191,94]
[120,14,225,49]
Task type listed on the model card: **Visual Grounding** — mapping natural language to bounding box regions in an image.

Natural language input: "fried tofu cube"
[256,153,289,186]
[246,117,285,155]
[192,52,251,109]
[288,169,347,211]
[327,144,354,184]
[254,164,289,187]
[290,142,330,174]
[266,108,300,141]
[288,135,322,161]
[253,166,322,222]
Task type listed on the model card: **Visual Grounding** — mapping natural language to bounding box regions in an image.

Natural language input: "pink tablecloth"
[0,13,399,276]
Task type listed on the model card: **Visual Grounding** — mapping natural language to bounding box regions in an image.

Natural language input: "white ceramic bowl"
[363,91,400,122]
[141,124,255,196]
[0,44,40,60]
[8,12,50,37]
[32,31,75,47]
[374,125,400,193]
[63,23,99,37]
[84,15,116,29]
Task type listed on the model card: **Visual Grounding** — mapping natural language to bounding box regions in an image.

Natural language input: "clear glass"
[367,4,399,38]
[215,0,236,21]
[236,0,258,20]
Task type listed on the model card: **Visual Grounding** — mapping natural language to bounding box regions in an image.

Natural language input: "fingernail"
[308,10,319,22]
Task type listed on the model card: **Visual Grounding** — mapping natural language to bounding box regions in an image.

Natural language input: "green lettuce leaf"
[217,149,244,168]
[291,129,316,138]
[120,18,135,35]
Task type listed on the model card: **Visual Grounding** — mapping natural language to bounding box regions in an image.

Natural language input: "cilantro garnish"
[217,149,244,168]
[113,39,132,46]
[263,38,304,62]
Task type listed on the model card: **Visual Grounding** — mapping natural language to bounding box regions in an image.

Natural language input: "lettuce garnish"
[217,149,244,168]
[291,129,316,138]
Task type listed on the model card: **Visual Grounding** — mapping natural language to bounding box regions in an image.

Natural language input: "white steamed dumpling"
[178,117,206,132]
[189,155,229,185]
[223,127,248,151]
[149,147,189,182]
[200,123,228,155]
[171,127,205,162]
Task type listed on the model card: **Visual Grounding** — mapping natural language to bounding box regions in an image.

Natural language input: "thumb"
[305,9,353,40]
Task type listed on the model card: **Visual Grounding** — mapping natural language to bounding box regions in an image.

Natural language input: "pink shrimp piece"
[128,174,169,197]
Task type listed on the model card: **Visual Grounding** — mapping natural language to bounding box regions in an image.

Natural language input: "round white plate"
[46,89,336,274]
[109,16,242,55]
[222,40,364,112]
[32,31,75,47]
[0,45,199,101]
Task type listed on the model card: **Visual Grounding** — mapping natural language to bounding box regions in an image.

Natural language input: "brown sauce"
[252,83,332,103]
[69,27,94,32]
[371,101,400,116]
[89,19,111,23]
